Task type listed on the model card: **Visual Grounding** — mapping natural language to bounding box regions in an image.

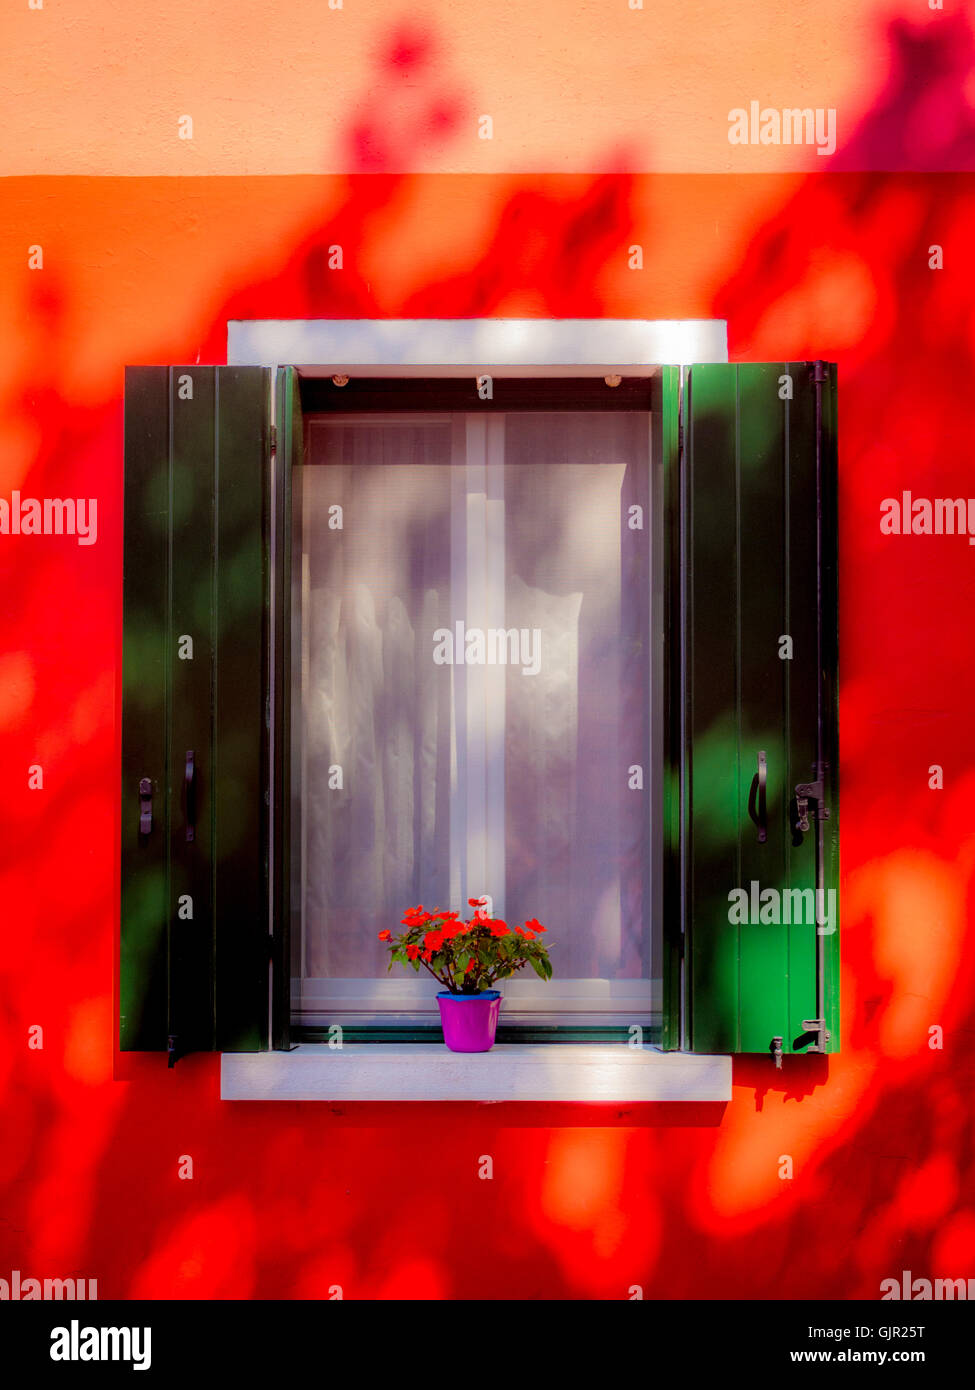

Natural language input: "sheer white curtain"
[295,411,654,1023]
[299,420,453,984]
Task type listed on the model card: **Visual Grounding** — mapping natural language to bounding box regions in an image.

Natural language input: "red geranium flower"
[468,897,485,907]
[401,905,431,928]
[406,943,421,960]
[377,929,392,942]
[424,929,445,951]
[525,918,546,933]
[489,921,510,937]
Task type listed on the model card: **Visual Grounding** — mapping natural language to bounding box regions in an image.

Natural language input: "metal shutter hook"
[185,750,196,842]
[748,750,767,843]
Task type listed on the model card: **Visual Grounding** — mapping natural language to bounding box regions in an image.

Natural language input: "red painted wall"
[3,10,975,1299]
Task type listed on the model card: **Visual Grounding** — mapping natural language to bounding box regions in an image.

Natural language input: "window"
[290,397,660,1031]
[119,321,838,1081]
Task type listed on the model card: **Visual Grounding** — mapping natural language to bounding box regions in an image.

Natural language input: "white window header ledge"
[220,1045,732,1103]
[227,317,728,374]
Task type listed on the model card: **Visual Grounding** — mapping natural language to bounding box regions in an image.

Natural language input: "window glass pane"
[502,415,651,983]
[292,410,659,1026]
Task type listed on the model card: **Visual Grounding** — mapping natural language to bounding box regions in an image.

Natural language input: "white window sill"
[220,1044,731,1103]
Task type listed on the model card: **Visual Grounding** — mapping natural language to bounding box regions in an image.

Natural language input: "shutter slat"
[737,364,790,1053]
[120,368,171,1050]
[268,367,300,1052]
[686,364,742,1053]
[214,367,271,1051]
[785,365,821,1046]
[169,367,217,1055]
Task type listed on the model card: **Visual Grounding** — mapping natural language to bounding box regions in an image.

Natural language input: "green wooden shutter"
[120,366,273,1060]
[677,362,839,1057]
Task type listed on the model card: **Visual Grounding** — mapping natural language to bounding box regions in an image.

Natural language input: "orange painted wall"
[2,5,975,1298]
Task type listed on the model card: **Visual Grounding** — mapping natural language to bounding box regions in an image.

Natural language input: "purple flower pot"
[436,990,501,1052]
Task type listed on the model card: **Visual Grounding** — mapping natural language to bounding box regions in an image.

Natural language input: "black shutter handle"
[748,750,768,843]
[139,778,153,836]
[185,750,196,842]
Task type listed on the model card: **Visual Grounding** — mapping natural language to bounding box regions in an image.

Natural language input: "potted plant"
[377,898,553,1052]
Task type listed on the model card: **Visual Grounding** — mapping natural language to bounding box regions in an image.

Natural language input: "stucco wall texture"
[4,1,895,175]
[3,2,975,1299]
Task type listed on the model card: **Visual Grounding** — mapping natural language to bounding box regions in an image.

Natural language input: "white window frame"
[294,408,659,1027]
[221,320,732,1101]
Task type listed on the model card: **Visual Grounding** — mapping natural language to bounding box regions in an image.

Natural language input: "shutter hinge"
[268,424,278,452]
[770,1036,783,1069]
[167,1034,178,1068]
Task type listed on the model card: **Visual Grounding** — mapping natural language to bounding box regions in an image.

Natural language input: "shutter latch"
[800,1018,830,1053]
[167,1034,178,1068]
[139,777,153,836]
[770,1036,783,1069]
[795,759,833,1056]
[793,766,830,835]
